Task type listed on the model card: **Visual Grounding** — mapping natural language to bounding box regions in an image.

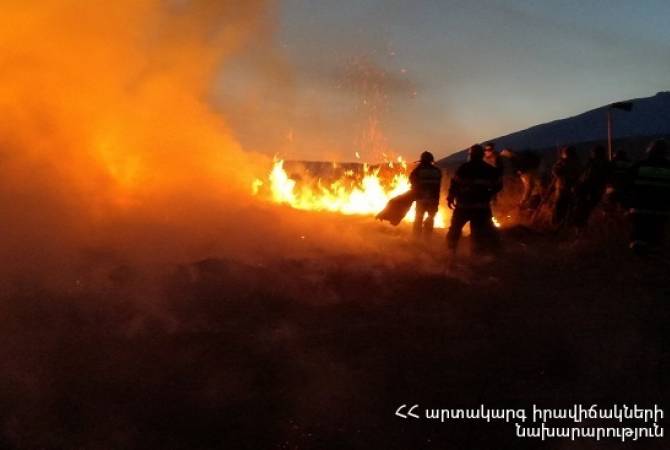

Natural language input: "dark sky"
[217,0,670,161]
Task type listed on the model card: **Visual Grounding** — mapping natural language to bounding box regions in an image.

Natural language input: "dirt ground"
[0,212,667,449]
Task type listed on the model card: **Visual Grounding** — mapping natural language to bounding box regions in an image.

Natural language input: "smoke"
[0,3,502,448]
[0,0,432,291]
[0,5,419,444]
[0,0,280,278]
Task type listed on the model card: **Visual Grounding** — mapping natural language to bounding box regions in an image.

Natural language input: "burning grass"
[253,157,450,228]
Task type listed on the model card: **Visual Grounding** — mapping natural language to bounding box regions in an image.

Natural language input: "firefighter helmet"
[420,151,434,163]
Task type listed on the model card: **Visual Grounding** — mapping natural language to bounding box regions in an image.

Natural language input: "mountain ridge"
[438,91,670,165]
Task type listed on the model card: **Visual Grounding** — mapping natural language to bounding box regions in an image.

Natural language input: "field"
[1,207,667,449]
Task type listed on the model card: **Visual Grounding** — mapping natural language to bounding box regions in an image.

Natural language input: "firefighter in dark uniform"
[446,144,502,252]
[501,148,542,209]
[626,139,670,253]
[573,145,612,228]
[483,142,504,206]
[551,145,581,226]
[409,151,442,238]
[483,142,504,174]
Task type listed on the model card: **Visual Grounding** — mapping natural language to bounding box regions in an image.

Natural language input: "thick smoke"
[0,0,281,280]
[0,1,426,288]
[0,4,421,445]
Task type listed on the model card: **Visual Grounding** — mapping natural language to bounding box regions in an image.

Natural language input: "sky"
[215,0,670,161]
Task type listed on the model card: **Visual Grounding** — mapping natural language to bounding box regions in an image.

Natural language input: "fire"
[253,156,506,231]
[254,157,447,228]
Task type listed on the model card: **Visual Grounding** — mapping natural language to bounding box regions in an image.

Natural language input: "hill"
[438,91,670,166]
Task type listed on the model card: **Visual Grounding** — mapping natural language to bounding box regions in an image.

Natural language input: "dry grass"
[0,210,667,449]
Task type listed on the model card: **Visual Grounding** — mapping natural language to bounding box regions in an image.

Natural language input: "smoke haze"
[0,0,311,282]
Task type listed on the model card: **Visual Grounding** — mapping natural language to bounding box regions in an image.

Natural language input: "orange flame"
[254,156,448,228]
[254,156,505,231]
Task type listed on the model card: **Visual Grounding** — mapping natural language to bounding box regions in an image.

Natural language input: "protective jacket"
[409,162,442,202]
[448,160,502,209]
[484,152,504,174]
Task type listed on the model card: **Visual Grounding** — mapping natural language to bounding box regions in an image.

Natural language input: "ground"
[0,214,667,449]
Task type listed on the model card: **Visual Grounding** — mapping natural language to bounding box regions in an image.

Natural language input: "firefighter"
[500,148,542,210]
[573,145,612,228]
[446,144,502,252]
[551,145,581,227]
[483,142,504,173]
[409,151,442,238]
[626,140,670,253]
[483,142,504,206]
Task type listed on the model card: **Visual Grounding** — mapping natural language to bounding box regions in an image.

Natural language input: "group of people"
[408,144,502,253]
[408,139,670,254]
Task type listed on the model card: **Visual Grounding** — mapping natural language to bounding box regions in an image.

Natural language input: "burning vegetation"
[253,157,447,228]
[250,157,509,230]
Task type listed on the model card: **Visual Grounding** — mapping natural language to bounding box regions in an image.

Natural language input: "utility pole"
[607,108,613,161]
[607,101,634,161]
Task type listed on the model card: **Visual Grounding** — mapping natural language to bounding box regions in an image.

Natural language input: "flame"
[253,156,506,231]
[255,157,447,228]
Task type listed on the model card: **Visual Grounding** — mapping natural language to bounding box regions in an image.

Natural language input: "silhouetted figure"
[447,144,502,252]
[483,142,504,173]
[573,145,612,228]
[551,146,581,227]
[409,151,442,238]
[626,140,670,253]
[483,142,504,206]
[501,148,542,209]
